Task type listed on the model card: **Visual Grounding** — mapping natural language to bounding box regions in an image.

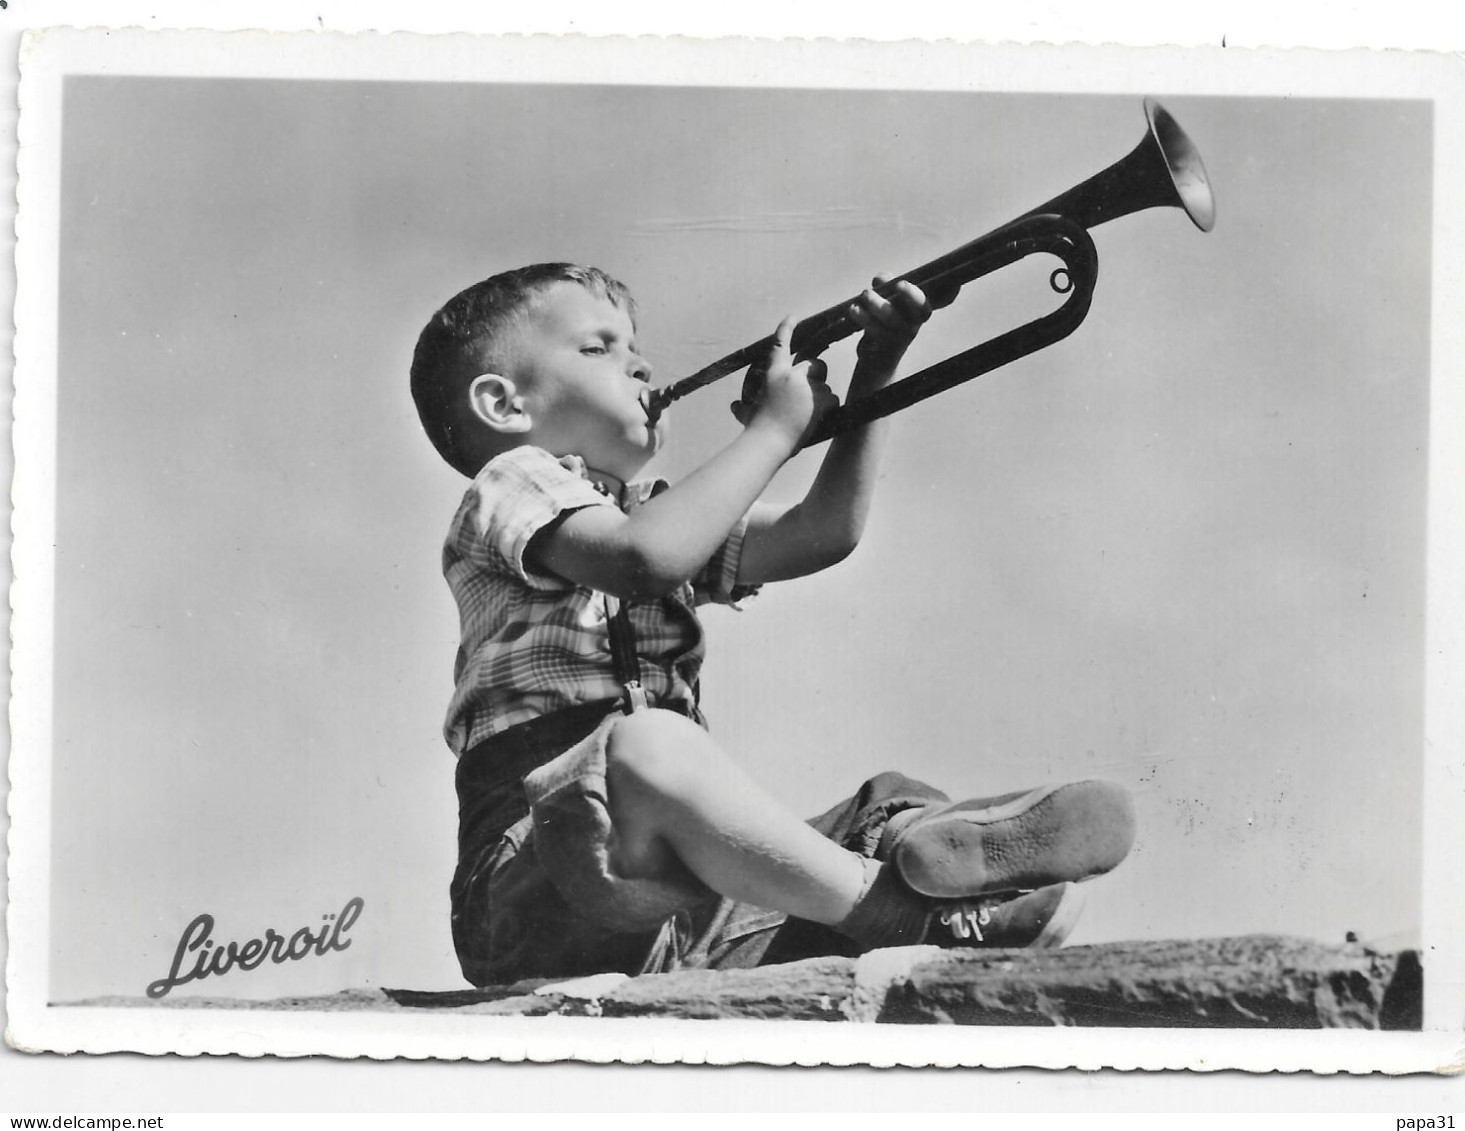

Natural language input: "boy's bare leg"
[605,709,871,927]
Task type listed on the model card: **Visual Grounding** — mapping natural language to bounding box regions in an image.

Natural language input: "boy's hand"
[732,315,838,450]
[850,274,932,365]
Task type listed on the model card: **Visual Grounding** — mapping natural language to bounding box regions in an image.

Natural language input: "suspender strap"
[604,593,648,714]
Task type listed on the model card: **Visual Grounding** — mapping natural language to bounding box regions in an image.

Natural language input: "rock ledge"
[81,936,1421,1028]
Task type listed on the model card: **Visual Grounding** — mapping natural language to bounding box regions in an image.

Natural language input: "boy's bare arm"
[533,318,836,600]
[736,278,930,584]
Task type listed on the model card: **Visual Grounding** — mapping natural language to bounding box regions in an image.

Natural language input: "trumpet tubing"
[646,98,1214,444]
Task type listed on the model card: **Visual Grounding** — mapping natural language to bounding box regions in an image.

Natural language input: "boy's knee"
[602,709,724,880]
[604,708,716,799]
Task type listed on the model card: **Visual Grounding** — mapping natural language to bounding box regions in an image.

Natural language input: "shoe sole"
[894,780,1136,898]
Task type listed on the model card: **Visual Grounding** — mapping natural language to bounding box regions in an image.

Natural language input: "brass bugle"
[645,98,1215,446]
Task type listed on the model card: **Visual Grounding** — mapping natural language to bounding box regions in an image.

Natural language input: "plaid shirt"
[442,445,754,755]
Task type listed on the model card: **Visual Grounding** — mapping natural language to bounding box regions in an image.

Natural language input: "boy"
[411,263,1135,986]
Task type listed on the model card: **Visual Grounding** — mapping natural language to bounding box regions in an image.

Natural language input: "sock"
[834,857,930,949]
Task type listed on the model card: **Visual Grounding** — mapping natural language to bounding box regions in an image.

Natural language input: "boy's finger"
[873,273,926,312]
[804,358,829,384]
[928,281,961,310]
[771,314,797,352]
[810,383,840,422]
[889,280,933,323]
[859,286,904,326]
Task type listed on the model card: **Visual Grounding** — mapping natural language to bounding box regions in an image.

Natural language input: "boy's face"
[510,282,663,480]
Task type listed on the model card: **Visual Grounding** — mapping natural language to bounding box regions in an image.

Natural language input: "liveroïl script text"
[146,897,364,998]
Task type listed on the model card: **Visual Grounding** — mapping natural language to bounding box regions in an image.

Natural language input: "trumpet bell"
[1145,97,1216,233]
[1023,97,1216,235]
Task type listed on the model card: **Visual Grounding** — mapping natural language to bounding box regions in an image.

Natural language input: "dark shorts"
[449,701,946,987]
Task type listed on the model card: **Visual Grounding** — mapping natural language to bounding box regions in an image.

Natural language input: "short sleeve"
[692,510,761,607]
[447,447,611,590]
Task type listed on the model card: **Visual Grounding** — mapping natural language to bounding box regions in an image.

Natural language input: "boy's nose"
[630,356,653,383]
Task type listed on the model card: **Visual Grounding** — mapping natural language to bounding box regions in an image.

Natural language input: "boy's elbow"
[604,545,690,601]
[820,536,860,570]
[776,505,864,575]
[801,529,861,574]
[822,516,867,566]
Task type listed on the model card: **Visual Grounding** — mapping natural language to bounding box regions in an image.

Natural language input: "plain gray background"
[47,79,1427,1002]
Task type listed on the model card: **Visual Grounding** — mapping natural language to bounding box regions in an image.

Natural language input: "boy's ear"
[468,373,532,434]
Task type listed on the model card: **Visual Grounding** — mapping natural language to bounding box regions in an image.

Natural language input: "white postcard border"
[8,27,1464,1071]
